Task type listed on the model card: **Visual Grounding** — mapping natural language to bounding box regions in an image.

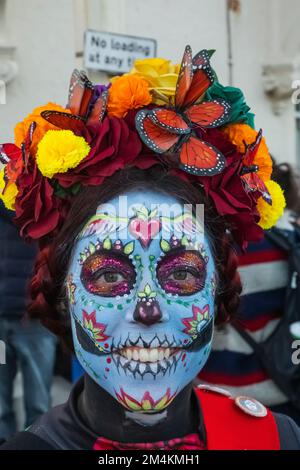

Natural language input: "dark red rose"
[200,152,263,248]
[56,116,142,188]
[14,161,60,240]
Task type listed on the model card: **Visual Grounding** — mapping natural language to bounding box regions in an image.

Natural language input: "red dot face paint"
[81,252,136,297]
[157,250,206,296]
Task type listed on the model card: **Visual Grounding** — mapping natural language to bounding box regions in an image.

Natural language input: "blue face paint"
[67,190,216,413]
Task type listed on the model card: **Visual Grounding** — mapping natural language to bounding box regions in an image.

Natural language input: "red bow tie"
[93,433,205,450]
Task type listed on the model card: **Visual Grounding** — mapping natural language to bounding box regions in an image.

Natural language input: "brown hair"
[28,167,242,349]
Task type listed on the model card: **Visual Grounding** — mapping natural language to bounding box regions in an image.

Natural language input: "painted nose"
[133,299,163,326]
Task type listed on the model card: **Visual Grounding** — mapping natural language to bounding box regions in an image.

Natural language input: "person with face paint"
[1,46,300,451]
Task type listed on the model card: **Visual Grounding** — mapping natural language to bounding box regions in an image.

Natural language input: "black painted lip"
[74,314,213,358]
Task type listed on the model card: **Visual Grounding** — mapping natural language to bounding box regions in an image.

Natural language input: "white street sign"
[84,30,157,74]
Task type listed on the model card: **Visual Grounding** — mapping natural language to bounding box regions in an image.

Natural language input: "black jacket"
[1,378,300,450]
[0,202,37,318]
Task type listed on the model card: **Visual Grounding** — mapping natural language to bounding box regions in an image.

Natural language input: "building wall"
[0,0,76,142]
[1,0,299,166]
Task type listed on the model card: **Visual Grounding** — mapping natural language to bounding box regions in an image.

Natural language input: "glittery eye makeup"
[81,252,136,297]
[157,250,207,296]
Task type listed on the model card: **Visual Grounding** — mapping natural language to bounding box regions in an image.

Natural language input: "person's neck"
[78,374,201,443]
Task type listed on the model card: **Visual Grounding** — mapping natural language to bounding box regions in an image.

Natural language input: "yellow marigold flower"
[36,130,90,178]
[257,180,286,229]
[222,123,273,181]
[107,75,152,118]
[14,102,71,155]
[0,169,18,211]
[129,57,180,104]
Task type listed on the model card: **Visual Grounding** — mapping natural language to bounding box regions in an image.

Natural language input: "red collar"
[93,433,205,450]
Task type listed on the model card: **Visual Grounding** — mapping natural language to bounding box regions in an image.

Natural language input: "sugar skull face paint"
[68,190,216,413]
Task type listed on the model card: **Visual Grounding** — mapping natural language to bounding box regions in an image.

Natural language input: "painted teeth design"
[111,348,182,380]
[119,347,175,363]
[112,333,181,351]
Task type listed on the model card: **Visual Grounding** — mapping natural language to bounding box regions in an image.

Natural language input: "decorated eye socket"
[157,250,207,296]
[81,252,136,297]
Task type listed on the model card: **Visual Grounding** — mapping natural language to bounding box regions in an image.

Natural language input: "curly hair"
[28,167,242,349]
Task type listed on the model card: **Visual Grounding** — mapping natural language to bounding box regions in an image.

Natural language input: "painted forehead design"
[78,190,205,247]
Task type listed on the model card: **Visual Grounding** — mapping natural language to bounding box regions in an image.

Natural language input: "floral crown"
[0,45,285,248]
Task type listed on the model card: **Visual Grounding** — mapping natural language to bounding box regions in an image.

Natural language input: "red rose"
[56,116,142,188]
[14,161,60,240]
[200,153,263,248]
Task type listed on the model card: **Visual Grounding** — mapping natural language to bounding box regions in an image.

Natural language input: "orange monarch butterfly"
[135,46,231,177]
[41,69,108,132]
[240,129,272,204]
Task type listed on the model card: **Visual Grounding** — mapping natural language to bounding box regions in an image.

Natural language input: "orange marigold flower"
[14,102,71,155]
[107,75,152,118]
[222,123,272,181]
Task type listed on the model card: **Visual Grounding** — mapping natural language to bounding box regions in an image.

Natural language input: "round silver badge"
[235,396,268,418]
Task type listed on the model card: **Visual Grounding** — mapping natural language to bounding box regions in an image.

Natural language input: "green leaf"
[124,241,135,255]
[144,284,152,296]
[160,239,170,253]
[138,292,146,298]
[52,180,82,199]
[133,205,149,220]
[149,292,157,298]
[149,208,158,218]
[89,242,96,254]
[103,237,112,250]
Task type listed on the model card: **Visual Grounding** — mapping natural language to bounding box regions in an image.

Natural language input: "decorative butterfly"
[240,129,272,204]
[0,121,36,189]
[41,69,108,132]
[135,46,231,176]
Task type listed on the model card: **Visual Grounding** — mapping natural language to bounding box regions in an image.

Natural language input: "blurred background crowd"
[0,0,300,440]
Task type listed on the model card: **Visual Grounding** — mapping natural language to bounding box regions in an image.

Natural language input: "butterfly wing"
[179,135,226,176]
[192,49,212,68]
[150,108,190,134]
[181,50,214,108]
[87,90,108,125]
[242,172,272,204]
[243,129,263,166]
[0,143,22,164]
[175,45,193,109]
[20,121,37,170]
[41,110,86,133]
[67,69,94,118]
[0,143,23,186]
[185,99,231,128]
[135,110,180,153]
[241,130,271,203]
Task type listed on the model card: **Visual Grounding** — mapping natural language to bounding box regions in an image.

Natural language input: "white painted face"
[67,190,216,413]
